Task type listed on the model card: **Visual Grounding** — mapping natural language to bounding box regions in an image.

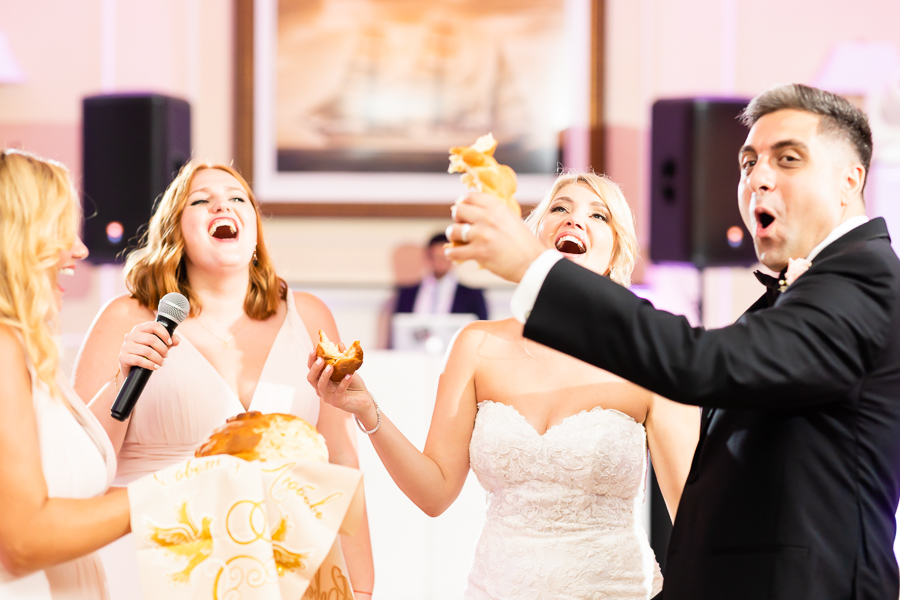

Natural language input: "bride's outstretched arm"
[307,325,484,518]
[645,395,701,519]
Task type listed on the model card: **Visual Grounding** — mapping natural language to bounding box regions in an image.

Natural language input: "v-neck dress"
[114,291,320,485]
[98,293,321,599]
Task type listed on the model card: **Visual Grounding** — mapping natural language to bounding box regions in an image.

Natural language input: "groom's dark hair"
[740,84,873,189]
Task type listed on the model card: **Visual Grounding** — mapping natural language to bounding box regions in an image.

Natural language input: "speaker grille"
[650,98,756,267]
[82,94,191,263]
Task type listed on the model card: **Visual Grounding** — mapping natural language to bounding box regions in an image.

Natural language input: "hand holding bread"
[448,133,521,218]
[316,330,363,382]
[307,335,378,430]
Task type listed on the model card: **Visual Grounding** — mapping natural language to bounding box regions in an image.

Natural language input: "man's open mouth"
[208,218,238,240]
[754,206,776,234]
[556,234,586,255]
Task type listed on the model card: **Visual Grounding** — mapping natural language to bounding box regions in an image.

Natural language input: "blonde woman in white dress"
[0,150,126,599]
[309,173,701,599]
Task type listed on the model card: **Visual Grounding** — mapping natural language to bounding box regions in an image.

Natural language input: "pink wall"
[0,0,234,173]
[603,0,900,255]
[0,123,81,181]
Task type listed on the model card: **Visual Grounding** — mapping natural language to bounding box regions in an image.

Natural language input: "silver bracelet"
[355,395,381,435]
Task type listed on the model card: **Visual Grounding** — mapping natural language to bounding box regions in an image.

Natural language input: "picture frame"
[234,0,605,217]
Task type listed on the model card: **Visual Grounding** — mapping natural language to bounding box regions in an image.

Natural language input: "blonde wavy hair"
[125,162,286,319]
[524,172,638,287]
[0,149,82,398]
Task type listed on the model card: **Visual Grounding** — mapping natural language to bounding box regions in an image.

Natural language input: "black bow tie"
[754,269,788,306]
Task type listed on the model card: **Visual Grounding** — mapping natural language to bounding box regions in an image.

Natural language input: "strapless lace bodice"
[466,400,662,600]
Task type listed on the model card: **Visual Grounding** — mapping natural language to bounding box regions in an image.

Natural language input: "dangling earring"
[252,247,258,267]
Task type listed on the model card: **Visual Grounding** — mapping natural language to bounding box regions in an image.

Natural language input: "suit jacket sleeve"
[394,285,419,314]
[452,284,489,321]
[469,286,489,321]
[523,253,893,409]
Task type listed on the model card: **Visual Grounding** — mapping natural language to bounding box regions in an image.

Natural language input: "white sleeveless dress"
[465,400,663,600]
[99,292,321,599]
[0,347,117,600]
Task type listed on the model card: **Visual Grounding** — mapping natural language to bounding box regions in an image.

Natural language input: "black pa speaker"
[82,94,191,263]
[650,98,756,267]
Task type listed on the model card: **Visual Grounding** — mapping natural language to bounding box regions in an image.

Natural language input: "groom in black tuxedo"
[446,84,900,600]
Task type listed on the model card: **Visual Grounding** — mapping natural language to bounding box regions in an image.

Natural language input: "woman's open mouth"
[57,267,74,293]
[555,234,586,255]
[208,218,238,240]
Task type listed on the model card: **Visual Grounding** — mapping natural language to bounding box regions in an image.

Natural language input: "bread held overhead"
[448,132,521,217]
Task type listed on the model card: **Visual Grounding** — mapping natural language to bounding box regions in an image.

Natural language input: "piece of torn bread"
[448,133,521,218]
[316,330,363,382]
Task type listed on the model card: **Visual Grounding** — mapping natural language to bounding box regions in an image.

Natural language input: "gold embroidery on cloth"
[226,499,268,545]
[271,513,310,575]
[212,555,273,600]
[129,456,362,598]
[145,499,213,584]
[265,462,343,518]
[303,566,352,600]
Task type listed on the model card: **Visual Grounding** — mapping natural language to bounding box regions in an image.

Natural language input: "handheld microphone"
[110,292,190,421]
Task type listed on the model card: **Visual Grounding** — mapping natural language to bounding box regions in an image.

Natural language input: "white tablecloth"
[356,351,486,600]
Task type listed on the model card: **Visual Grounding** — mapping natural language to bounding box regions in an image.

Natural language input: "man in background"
[393,232,488,322]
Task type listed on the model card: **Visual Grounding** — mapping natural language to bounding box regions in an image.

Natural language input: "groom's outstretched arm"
[524,253,893,409]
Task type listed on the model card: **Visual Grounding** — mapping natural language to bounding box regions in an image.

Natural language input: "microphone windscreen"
[158,292,190,324]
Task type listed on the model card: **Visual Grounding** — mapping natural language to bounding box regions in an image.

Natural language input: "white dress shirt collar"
[805,215,869,262]
[413,272,458,315]
[510,250,564,324]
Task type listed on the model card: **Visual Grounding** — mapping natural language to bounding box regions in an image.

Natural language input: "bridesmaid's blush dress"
[98,291,322,599]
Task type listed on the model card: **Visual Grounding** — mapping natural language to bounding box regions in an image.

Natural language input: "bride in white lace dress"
[309,172,700,599]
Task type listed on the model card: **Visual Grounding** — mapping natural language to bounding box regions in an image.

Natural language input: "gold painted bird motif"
[271,513,309,575]
[145,500,214,584]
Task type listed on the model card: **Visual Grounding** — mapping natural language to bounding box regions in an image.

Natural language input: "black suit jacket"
[394,280,489,321]
[524,218,900,600]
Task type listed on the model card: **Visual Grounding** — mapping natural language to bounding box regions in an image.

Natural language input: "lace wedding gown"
[466,400,663,600]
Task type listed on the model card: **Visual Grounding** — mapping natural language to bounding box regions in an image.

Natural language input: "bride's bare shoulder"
[468,318,523,340]
[449,318,522,356]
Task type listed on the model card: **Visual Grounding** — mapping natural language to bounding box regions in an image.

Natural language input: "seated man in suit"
[446,84,900,600]
[393,233,488,321]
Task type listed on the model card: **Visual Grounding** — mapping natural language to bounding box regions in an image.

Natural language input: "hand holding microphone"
[111,293,190,421]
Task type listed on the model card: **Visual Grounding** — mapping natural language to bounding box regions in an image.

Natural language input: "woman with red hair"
[74,162,374,598]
